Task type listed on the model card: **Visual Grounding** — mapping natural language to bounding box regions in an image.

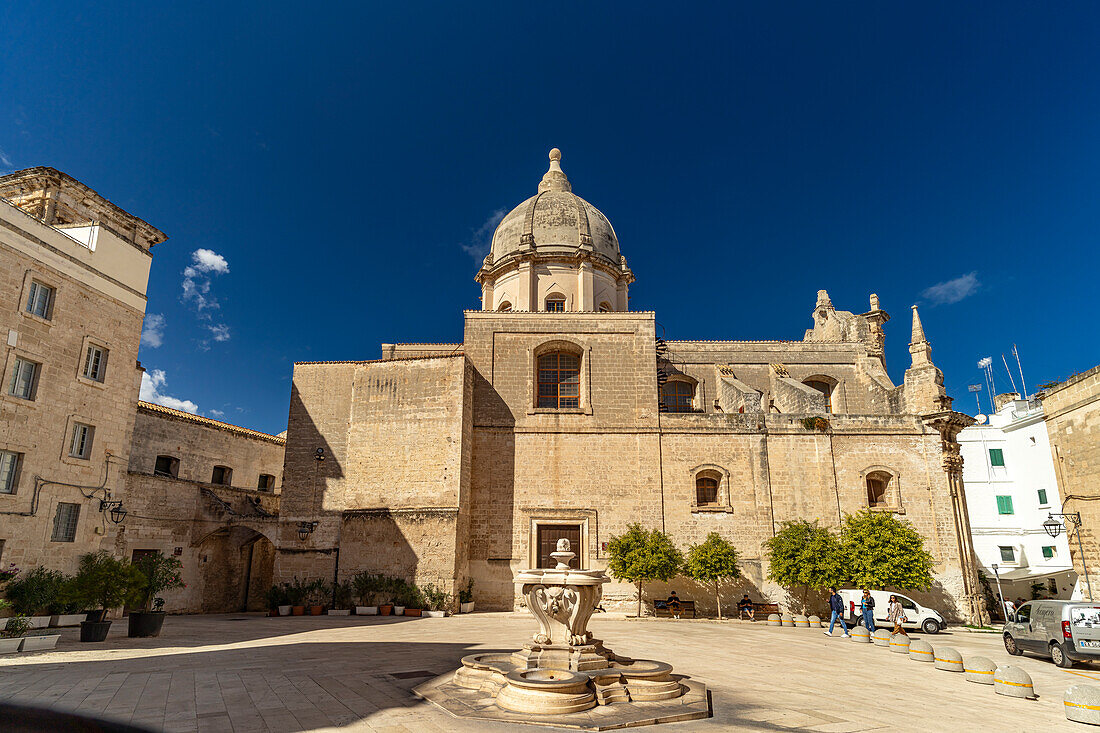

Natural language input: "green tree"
[840,510,934,591]
[607,523,683,617]
[764,520,846,613]
[684,532,741,618]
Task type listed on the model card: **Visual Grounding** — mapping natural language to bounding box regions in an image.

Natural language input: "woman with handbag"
[887,595,908,636]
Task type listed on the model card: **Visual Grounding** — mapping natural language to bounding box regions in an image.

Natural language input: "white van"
[1003,600,1100,667]
[837,589,946,634]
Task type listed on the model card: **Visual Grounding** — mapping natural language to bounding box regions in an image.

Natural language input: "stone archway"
[195,526,276,613]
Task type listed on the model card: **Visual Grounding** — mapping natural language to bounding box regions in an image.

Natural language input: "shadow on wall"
[641,577,768,617]
[195,527,276,613]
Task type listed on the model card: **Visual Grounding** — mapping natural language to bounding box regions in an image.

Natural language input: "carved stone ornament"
[523,582,603,647]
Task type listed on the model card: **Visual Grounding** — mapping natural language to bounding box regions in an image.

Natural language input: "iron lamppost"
[1044,512,1092,601]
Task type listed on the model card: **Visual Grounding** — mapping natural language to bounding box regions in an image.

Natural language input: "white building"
[960,394,1076,606]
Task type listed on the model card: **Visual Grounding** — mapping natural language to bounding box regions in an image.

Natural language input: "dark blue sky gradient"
[2,2,1097,431]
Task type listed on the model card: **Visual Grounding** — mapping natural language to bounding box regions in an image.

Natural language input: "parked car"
[1003,600,1100,668]
[837,589,946,634]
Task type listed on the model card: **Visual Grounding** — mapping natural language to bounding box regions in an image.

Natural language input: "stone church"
[273,149,980,620]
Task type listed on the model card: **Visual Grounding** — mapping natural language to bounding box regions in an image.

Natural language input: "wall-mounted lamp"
[99,499,128,525]
[297,521,319,541]
[315,448,325,462]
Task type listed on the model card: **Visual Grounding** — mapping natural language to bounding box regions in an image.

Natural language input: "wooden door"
[537,524,581,568]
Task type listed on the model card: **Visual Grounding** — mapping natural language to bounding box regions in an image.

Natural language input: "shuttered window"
[1037,489,1048,505]
[999,546,1015,562]
[989,448,1005,467]
[996,495,1014,515]
[1042,546,1055,559]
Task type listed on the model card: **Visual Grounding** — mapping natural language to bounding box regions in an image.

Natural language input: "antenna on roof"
[1013,344,1028,400]
[1001,354,1019,396]
[978,357,995,412]
[968,383,983,415]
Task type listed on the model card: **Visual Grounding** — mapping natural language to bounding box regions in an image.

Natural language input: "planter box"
[291,606,305,616]
[0,638,22,654]
[393,606,406,615]
[25,617,51,629]
[278,606,291,616]
[327,609,350,616]
[403,608,422,617]
[20,635,60,651]
[356,606,378,616]
[460,602,475,614]
[50,614,87,627]
[308,606,323,616]
[379,605,393,616]
[424,610,446,618]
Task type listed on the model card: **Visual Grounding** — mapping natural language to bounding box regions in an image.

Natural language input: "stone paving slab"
[0,613,1089,731]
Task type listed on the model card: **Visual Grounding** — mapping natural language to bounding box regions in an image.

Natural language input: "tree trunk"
[714,582,722,619]
[800,585,809,615]
[637,581,643,617]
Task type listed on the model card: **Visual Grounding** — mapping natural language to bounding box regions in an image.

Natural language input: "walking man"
[859,589,876,632]
[825,587,850,637]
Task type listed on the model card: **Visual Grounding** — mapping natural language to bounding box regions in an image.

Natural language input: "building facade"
[959,395,1075,602]
[274,150,983,621]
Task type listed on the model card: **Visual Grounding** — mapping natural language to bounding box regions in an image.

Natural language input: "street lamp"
[991,563,1007,622]
[297,521,318,542]
[99,499,128,525]
[1044,512,1092,602]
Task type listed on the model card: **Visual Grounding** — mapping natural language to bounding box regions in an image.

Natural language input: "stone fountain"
[415,538,710,728]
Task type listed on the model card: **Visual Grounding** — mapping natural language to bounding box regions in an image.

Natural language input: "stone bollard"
[993,666,1036,700]
[850,626,872,643]
[1064,684,1100,725]
[808,615,822,627]
[890,633,912,654]
[964,656,997,685]
[794,615,810,628]
[767,614,781,626]
[872,629,891,647]
[780,614,795,627]
[934,646,964,672]
[907,639,933,662]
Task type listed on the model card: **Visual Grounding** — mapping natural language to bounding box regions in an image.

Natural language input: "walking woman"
[887,594,908,636]
[859,589,876,633]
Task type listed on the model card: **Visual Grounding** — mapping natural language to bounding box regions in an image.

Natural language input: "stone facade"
[1040,364,1100,600]
[273,150,983,622]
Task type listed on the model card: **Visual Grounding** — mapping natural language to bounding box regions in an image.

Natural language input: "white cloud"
[140,313,166,348]
[209,409,225,418]
[461,208,507,260]
[181,248,231,343]
[140,369,199,414]
[922,271,980,305]
[0,146,13,169]
[185,248,229,276]
[208,323,231,342]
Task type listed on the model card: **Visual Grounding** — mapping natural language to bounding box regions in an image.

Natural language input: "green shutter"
[1043,546,1055,559]
[989,448,1005,467]
[996,495,1014,515]
[1038,489,1048,505]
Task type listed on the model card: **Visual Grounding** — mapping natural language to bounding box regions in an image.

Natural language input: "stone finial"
[538,147,572,193]
[910,305,927,344]
[908,304,933,367]
[816,289,833,310]
[869,293,880,311]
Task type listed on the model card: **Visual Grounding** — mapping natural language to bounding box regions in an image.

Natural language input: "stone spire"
[538,148,572,193]
[909,305,932,366]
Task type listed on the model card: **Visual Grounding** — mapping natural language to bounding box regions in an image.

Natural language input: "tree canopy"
[684,532,741,618]
[841,510,935,591]
[764,519,846,613]
[607,523,683,616]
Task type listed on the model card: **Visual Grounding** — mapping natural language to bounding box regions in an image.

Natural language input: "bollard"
[850,626,872,643]
[781,614,795,627]
[908,639,934,662]
[964,656,996,685]
[808,615,822,628]
[794,615,810,628]
[934,646,964,672]
[993,666,1036,700]
[872,629,891,647]
[1064,684,1100,725]
[767,613,781,627]
[890,633,912,654]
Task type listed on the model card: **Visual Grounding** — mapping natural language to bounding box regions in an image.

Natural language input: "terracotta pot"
[292,606,305,616]
[379,605,393,616]
[309,605,323,616]
[403,608,422,617]
[269,609,280,617]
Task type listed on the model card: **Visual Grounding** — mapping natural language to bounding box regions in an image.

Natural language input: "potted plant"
[378,576,395,616]
[307,578,327,615]
[4,566,67,629]
[402,583,424,617]
[352,572,380,615]
[286,578,307,615]
[458,579,474,614]
[127,552,185,638]
[66,552,140,642]
[328,581,352,615]
[266,584,290,616]
[421,584,450,618]
[1,612,31,654]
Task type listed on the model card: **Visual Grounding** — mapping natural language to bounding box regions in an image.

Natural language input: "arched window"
[537,352,580,408]
[497,301,512,312]
[661,380,695,413]
[804,379,835,413]
[545,294,566,312]
[598,301,612,312]
[696,474,719,506]
[866,471,891,507]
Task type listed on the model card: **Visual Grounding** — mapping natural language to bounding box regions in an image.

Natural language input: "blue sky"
[2,2,1098,432]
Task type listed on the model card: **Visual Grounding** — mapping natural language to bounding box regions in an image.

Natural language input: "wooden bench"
[740,602,778,620]
[653,599,696,618]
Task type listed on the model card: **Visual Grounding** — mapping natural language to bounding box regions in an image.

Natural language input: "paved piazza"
[0,613,1082,732]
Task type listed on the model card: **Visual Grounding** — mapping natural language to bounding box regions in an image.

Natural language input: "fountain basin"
[497,669,596,714]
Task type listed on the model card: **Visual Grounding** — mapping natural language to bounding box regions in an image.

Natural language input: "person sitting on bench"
[666,591,683,619]
[737,594,755,620]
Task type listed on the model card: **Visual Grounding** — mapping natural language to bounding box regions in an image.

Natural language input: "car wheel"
[1051,642,1075,668]
[1004,634,1023,656]
[922,619,941,634]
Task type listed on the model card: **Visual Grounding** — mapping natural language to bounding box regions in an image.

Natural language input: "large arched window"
[537,352,580,408]
[661,380,695,413]
[866,470,891,507]
[696,473,719,506]
[804,378,835,413]
[545,293,566,312]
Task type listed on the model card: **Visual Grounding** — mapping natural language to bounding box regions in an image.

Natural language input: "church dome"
[489,149,620,265]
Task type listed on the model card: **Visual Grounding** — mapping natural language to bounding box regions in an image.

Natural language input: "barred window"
[661,381,694,413]
[51,502,80,542]
[537,352,580,409]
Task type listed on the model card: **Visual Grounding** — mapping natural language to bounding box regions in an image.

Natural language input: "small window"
[497,301,512,312]
[26,280,55,319]
[695,475,719,505]
[996,495,1014,515]
[1042,546,1056,559]
[69,423,94,459]
[211,465,233,486]
[866,471,891,507]
[1037,489,1048,505]
[537,352,580,409]
[989,448,1005,467]
[898,596,917,610]
[804,379,834,413]
[257,474,276,490]
[545,295,566,312]
[999,545,1015,562]
[51,502,80,542]
[8,358,40,400]
[0,450,20,494]
[82,345,108,382]
[598,302,612,312]
[154,455,179,478]
[661,381,695,413]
